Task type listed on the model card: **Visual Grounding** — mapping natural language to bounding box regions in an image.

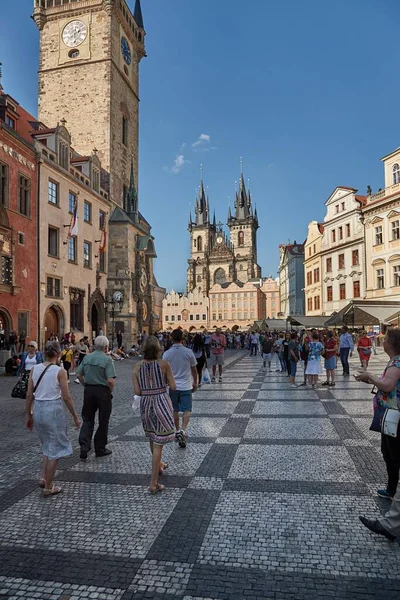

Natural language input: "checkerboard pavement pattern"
[1,348,400,599]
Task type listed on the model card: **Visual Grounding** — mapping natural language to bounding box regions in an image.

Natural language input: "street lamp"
[104,291,123,350]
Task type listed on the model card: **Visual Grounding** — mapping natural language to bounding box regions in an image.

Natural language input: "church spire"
[134,0,144,29]
[195,176,209,226]
[126,155,138,220]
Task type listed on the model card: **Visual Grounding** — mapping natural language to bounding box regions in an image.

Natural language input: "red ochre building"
[0,89,39,347]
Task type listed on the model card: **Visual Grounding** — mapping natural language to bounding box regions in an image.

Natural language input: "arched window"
[239,264,243,271]
[197,274,202,282]
[238,231,244,246]
[214,268,226,285]
[197,236,203,251]
[393,164,400,185]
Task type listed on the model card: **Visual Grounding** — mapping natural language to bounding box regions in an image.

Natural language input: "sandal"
[43,486,63,497]
[159,462,169,475]
[39,478,46,488]
[148,483,165,495]
[321,381,330,386]
[329,382,336,387]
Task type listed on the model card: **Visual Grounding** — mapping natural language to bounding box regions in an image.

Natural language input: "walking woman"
[25,341,80,497]
[323,330,337,386]
[191,333,206,387]
[133,336,177,494]
[305,332,324,388]
[357,330,373,371]
[355,328,400,499]
[283,332,291,375]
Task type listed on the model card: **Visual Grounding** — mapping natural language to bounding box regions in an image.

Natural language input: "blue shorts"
[169,389,193,413]
[289,360,297,377]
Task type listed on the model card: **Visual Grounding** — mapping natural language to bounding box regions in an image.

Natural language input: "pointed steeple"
[134,0,144,29]
[234,172,252,220]
[228,205,232,221]
[195,178,209,226]
[126,156,138,220]
[213,210,216,227]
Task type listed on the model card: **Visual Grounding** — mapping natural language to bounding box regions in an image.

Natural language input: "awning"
[288,315,329,328]
[324,301,400,327]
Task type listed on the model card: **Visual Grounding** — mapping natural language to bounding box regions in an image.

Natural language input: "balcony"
[368,183,400,204]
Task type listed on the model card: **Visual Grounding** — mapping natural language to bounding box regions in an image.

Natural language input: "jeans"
[250,343,258,356]
[79,385,112,454]
[205,344,210,359]
[340,348,350,374]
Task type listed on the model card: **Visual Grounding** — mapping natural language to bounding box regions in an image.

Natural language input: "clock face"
[113,291,123,302]
[121,37,132,65]
[140,269,148,292]
[217,236,223,244]
[62,20,87,47]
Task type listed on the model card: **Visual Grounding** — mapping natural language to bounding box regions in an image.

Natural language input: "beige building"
[304,221,324,315]
[278,242,305,317]
[33,123,110,346]
[162,289,209,331]
[363,147,400,302]
[209,281,265,331]
[260,277,279,319]
[321,187,366,315]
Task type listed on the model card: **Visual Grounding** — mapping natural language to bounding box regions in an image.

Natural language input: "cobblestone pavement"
[1,348,400,599]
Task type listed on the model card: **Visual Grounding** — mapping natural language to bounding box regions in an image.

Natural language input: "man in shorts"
[262,335,274,372]
[163,328,197,448]
[210,328,227,383]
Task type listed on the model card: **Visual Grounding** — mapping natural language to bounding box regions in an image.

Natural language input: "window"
[99,250,106,273]
[70,288,84,331]
[346,223,351,237]
[59,142,69,169]
[326,257,332,272]
[306,271,312,285]
[375,225,383,245]
[339,283,346,300]
[327,286,333,302]
[1,256,12,285]
[196,314,200,321]
[122,116,128,146]
[83,241,92,268]
[392,220,400,241]
[212,313,216,320]
[18,232,25,245]
[189,314,194,321]
[6,115,16,129]
[314,296,320,310]
[338,253,345,269]
[202,314,206,320]
[92,169,100,193]
[335,205,339,213]
[99,210,106,230]
[377,268,384,289]
[393,265,400,287]
[313,244,316,254]
[177,315,181,321]
[308,247,311,257]
[84,201,92,223]
[238,231,244,246]
[341,202,345,211]
[393,164,400,185]
[338,226,343,240]
[353,280,360,298]
[68,236,77,262]
[48,227,59,257]
[197,236,202,252]
[171,315,175,321]
[48,180,58,205]
[0,162,8,206]
[352,249,359,266]
[19,175,30,216]
[46,277,61,298]
[69,191,76,214]
[313,268,320,283]
[331,230,336,243]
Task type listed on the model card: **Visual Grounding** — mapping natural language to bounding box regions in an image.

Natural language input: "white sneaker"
[74,378,80,384]
[70,372,76,375]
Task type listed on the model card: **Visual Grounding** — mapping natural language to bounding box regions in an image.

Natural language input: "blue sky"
[1,0,398,290]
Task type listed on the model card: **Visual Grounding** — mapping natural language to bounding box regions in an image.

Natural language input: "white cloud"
[192,133,214,151]
[163,153,189,174]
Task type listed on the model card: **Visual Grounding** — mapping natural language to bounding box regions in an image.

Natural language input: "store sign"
[0,141,35,170]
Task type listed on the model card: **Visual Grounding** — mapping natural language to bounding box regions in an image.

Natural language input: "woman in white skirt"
[305,332,325,388]
[26,341,80,497]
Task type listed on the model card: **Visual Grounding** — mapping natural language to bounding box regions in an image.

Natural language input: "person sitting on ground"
[117,346,129,359]
[5,355,21,376]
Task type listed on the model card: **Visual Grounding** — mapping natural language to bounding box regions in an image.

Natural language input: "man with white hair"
[76,335,116,460]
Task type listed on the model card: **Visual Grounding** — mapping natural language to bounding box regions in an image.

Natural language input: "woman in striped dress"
[133,336,176,494]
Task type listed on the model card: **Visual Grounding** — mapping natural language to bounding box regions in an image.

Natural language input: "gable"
[325,187,357,206]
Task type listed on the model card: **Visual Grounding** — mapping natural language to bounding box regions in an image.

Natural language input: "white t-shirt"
[163,344,197,391]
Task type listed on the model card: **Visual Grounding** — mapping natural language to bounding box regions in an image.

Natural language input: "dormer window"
[92,168,100,193]
[6,116,15,129]
[393,164,400,185]
[59,141,69,169]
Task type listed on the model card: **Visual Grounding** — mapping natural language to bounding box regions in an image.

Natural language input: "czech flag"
[99,230,107,253]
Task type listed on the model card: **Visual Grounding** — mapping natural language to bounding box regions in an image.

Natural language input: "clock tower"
[33,0,145,207]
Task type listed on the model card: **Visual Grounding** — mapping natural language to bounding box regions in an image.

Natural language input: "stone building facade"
[187,174,261,294]
[0,91,39,347]
[162,289,209,331]
[33,122,110,346]
[278,242,305,317]
[209,281,265,331]
[304,221,324,316]
[260,277,279,319]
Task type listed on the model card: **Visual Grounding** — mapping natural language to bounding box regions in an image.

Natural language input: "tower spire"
[134,0,144,29]
[126,153,138,219]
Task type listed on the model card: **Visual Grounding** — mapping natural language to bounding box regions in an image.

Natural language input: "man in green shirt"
[77,336,116,460]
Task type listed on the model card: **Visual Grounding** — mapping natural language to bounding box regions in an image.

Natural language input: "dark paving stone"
[56,470,192,488]
[0,479,36,513]
[323,401,347,415]
[219,417,249,438]
[234,401,256,414]
[241,438,343,446]
[331,418,365,440]
[185,563,400,600]
[196,444,239,478]
[121,593,179,600]
[315,390,335,400]
[146,488,221,563]
[0,546,142,588]
[248,383,263,390]
[346,446,388,483]
[119,434,217,444]
[242,391,259,399]
[223,479,370,495]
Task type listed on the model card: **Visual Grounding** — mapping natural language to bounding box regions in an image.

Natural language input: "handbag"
[11,377,28,399]
[363,348,372,355]
[369,402,386,432]
[382,408,400,437]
